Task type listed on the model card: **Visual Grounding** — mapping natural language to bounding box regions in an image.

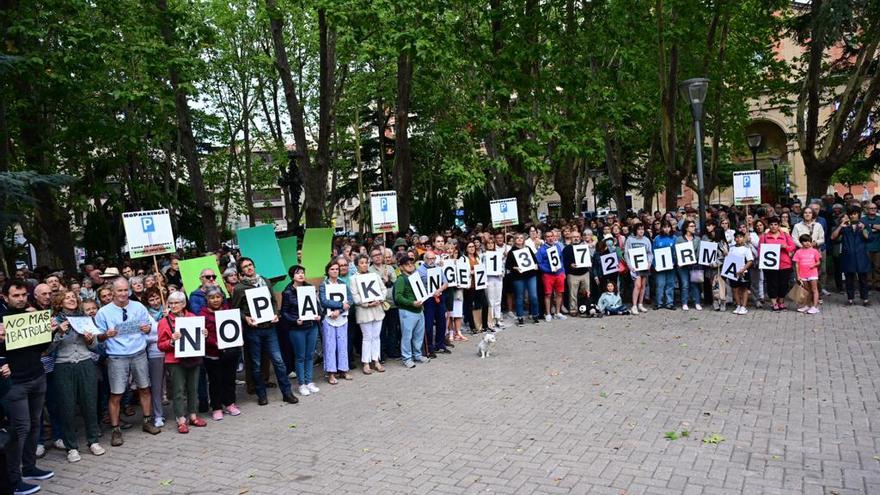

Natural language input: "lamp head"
[679,78,709,120]
[747,133,762,151]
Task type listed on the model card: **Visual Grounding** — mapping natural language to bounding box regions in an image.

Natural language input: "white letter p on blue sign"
[141,217,155,233]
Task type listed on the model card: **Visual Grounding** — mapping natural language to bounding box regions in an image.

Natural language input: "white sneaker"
[638,304,647,312]
[298,384,311,396]
[306,383,320,393]
[740,308,749,315]
[35,444,45,458]
[682,304,689,311]
[694,304,702,311]
[807,306,820,314]
[67,449,81,463]
[154,417,165,428]
[53,439,65,450]
[89,443,105,456]
[631,307,639,315]
[288,371,297,379]
[797,306,809,313]
[553,313,567,320]
[496,321,508,328]
[544,314,552,322]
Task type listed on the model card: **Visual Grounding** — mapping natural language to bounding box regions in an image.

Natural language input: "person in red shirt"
[792,235,822,314]
[759,217,797,311]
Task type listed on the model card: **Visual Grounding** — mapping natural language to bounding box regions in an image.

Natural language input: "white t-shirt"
[728,244,754,263]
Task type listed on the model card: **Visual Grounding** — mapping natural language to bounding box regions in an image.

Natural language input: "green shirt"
[393,275,422,313]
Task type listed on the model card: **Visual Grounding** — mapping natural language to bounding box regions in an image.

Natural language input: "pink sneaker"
[224,404,241,416]
[212,410,223,421]
[806,307,820,315]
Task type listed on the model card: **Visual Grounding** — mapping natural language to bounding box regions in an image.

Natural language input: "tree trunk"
[308,8,336,226]
[393,48,414,233]
[805,158,833,199]
[155,0,220,250]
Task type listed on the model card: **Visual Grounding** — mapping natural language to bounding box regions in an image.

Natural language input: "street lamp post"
[747,133,762,170]
[679,78,709,233]
[771,157,780,201]
[586,168,602,213]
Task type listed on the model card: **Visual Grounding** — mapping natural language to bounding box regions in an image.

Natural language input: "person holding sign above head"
[319,260,354,384]
[199,287,241,421]
[350,254,387,374]
[280,265,323,397]
[416,250,449,358]
[229,257,298,406]
[94,278,162,447]
[759,217,797,311]
[47,290,103,462]
[727,231,755,315]
[675,220,703,311]
[624,223,653,315]
[506,233,540,327]
[832,206,872,305]
[0,279,56,495]
[393,253,430,369]
[157,292,208,433]
[536,230,567,321]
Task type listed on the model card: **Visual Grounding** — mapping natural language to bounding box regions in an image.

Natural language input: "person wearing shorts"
[536,230,567,321]
[95,278,162,447]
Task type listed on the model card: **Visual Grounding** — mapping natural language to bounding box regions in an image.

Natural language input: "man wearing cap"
[393,253,429,368]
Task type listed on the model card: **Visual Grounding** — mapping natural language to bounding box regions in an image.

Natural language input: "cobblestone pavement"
[37,294,880,494]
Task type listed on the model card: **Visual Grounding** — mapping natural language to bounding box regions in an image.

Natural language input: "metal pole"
[694,119,707,234]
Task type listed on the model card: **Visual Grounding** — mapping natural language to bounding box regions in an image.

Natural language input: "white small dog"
[477,332,497,358]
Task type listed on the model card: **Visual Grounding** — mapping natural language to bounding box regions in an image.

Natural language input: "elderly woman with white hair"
[157,291,208,434]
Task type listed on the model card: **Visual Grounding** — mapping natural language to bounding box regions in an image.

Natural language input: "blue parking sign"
[500,203,508,213]
[141,216,155,233]
[743,176,751,188]
[380,197,388,212]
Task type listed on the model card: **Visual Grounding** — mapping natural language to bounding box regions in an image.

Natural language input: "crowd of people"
[0,192,878,494]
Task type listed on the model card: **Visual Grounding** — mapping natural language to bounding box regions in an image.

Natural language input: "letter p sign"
[141,216,155,233]
[380,197,388,212]
[500,203,508,213]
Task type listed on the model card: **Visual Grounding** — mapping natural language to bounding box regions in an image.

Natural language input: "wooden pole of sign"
[153,255,167,308]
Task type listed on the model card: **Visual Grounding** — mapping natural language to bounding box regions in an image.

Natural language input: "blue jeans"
[244,326,293,398]
[423,296,446,352]
[654,270,676,307]
[398,310,425,362]
[513,276,539,318]
[287,324,318,386]
[677,267,702,305]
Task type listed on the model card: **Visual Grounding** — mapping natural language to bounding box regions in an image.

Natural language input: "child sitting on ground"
[597,281,629,316]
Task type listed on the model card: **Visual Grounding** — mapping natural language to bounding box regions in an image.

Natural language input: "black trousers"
[765,268,792,299]
[844,272,869,300]
[205,351,240,410]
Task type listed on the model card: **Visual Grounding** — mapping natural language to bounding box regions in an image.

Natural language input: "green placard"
[179,255,228,296]
[300,227,334,280]
[236,224,285,280]
[272,236,299,292]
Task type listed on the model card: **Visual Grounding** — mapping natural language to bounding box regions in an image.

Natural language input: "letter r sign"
[141,216,155,233]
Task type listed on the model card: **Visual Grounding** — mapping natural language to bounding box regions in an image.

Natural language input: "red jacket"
[199,304,230,359]
[157,311,196,364]
[759,231,797,270]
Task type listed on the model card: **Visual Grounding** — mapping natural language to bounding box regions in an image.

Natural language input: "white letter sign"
[698,241,718,266]
[245,286,275,325]
[758,243,780,270]
[490,198,519,228]
[370,190,399,233]
[654,247,674,271]
[426,267,442,293]
[600,252,619,275]
[546,246,562,272]
[675,242,697,267]
[473,264,487,290]
[354,272,384,303]
[442,264,458,288]
[484,251,503,276]
[174,316,205,358]
[572,245,592,268]
[296,285,319,320]
[456,259,471,288]
[512,248,536,272]
[408,272,430,303]
[215,309,243,349]
[627,246,650,272]
[721,254,745,281]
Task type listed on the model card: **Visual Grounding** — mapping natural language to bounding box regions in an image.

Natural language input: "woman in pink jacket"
[759,217,797,311]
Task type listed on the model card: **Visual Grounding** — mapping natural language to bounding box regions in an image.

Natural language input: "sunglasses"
[202,275,217,280]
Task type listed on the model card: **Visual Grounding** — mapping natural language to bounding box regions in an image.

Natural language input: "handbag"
[690,268,705,283]
[787,283,809,306]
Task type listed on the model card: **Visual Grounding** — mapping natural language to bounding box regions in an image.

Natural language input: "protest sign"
[354,272,384,303]
[511,248,536,272]
[721,253,745,281]
[600,252,619,275]
[546,245,563,272]
[174,316,205,358]
[456,259,471,288]
[698,241,719,267]
[301,228,334,280]
[272,236,299,292]
[324,283,349,317]
[759,243,781,270]
[490,198,519,228]
[237,225,286,279]
[675,242,697,267]
[123,209,175,258]
[572,245,592,268]
[245,286,275,325]
[407,272,430,303]
[179,256,228,296]
[426,267,442,293]
[296,286,320,320]
[734,170,761,205]
[442,264,458,287]
[654,247,674,271]
[370,191,399,233]
[474,264,487,290]
[484,251,503,276]
[66,316,100,335]
[2,310,52,350]
[627,246,650,272]
[215,309,243,349]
